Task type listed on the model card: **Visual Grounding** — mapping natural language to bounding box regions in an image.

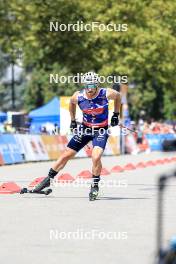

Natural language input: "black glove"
[70,120,77,130]
[111,112,119,127]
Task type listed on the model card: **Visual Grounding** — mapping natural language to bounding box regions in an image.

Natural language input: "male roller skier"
[23,72,121,199]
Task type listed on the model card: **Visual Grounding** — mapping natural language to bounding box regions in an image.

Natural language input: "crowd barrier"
[125,133,176,154]
[145,133,176,151]
[0,133,175,165]
[0,134,120,165]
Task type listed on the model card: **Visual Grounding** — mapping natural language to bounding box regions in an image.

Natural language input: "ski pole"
[118,124,138,134]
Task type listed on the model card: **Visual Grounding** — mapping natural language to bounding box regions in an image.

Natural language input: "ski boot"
[89,184,99,201]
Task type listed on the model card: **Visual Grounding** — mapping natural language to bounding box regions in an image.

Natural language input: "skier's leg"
[89,146,104,200]
[32,131,91,193]
[89,130,109,200]
[32,148,76,192]
[92,146,103,176]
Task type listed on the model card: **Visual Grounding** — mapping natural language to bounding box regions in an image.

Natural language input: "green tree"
[0,0,175,119]
[24,63,77,111]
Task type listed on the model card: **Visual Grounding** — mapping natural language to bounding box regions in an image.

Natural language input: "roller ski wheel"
[89,185,99,201]
[20,187,52,196]
[41,188,52,195]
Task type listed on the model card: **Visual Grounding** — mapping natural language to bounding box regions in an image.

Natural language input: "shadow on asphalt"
[98,197,150,200]
[20,196,150,200]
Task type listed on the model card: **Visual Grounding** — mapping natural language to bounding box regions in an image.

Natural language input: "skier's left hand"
[111,112,119,126]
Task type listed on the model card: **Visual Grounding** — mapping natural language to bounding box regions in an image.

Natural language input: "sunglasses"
[84,84,98,89]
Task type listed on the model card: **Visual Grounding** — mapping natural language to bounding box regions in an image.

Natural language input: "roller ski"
[20,171,55,196]
[20,187,52,195]
[89,184,99,201]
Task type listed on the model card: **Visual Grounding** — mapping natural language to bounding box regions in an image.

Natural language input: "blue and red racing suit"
[67,88,109,152]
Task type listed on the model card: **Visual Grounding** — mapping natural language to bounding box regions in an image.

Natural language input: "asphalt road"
[0,151,176,264]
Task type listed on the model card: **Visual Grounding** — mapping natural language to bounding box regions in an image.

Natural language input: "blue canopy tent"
[0,111,7,122]
[29,97,60,133]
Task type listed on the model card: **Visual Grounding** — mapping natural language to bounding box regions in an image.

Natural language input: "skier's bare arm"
[69,91,79,121]
[106,88,121,113]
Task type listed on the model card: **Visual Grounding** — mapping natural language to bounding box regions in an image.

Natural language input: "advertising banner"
[0,153,4,165]
[29,135,49,161]
[0,134,23,164]
[41,135,60,159]
[15,134,36,161]
[55,135,69,152]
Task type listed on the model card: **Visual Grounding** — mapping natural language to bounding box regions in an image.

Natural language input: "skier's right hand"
[70,120,77,130]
